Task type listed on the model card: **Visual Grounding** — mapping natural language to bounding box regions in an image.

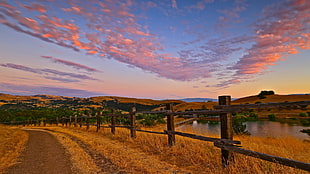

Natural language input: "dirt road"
[5,130,73,174]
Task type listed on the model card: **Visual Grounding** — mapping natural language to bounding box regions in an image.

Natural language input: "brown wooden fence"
[3,96,310,171]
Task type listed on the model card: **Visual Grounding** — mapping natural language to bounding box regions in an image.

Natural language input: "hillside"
[90,96,184,106]
[0,93,73,103]
[232,94,310,104]
[0,93,309,113]
[0,93,184,112]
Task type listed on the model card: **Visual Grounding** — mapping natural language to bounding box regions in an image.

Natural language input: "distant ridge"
[288,93,310,95]
[179,98,217,102]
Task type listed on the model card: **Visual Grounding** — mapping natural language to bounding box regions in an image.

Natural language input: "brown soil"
[5,130,73,174]
[45,129,126,174]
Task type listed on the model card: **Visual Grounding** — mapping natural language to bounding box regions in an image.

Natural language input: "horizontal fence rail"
[2,96,310,171]
[214,142,310,171]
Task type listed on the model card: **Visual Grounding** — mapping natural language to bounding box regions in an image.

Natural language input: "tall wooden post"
[79,116,83,128]
[62,117,64,126]
[43,118,46,127]
[56,117,59,126]
[111,109,116,134]
[69,116,72,127]
[130,107,136,138]
[74,115,77,127]
[65,117,68,127]
[166,104,175,147]
[219,95,234,167]
[86,115,90,130]
[96,113,101,132]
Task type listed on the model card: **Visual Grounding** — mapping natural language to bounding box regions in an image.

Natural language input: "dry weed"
[0,125,28,173]
[13,124,310,174]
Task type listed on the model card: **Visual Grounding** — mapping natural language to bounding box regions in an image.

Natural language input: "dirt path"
[45,128,126,174]
[5,130,73,174]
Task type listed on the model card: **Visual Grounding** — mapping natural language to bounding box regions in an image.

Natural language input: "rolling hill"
[0,93,309,113]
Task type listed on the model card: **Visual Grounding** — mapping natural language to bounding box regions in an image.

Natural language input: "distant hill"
[0,93,309,112]
[179,98,217,102]
[0,93,184,112]
[232,94,310,104]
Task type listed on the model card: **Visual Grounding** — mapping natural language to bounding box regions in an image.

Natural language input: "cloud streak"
[41,56,101,72]
[0,0,309,86]
[0,82,105,97]
[0,63,98,82]
[224,0,310,86]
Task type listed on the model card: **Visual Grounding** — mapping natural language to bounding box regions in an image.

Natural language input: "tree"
[258,90,275,99]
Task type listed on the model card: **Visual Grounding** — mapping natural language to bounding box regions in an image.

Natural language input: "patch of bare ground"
[44,128,126,174]
[5,129,73,174]
[42,126,191,174]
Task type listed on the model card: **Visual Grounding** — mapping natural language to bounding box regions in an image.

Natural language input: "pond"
[176,119,310,140]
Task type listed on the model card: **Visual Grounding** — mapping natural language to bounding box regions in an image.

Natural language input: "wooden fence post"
[43,118,46,127]
[219,95,234,167]
[56,117,59,126]
[111,109,116,134]
[86,115,90,130]
[130,107,136,138]
[79,116,83,128]
[74,115,77,127]
[69,116,72,127]
[61,117,64,126]
[96,112,101,132]
[166,103,175,147]
[65,117,68,127]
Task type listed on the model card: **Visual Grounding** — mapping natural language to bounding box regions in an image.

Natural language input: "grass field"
[0,124,28,173]
[4,124,308,174]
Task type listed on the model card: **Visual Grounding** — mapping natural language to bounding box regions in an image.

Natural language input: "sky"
[0,0,309,99]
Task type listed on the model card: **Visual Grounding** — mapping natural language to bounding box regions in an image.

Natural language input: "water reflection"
[177,120,310,139]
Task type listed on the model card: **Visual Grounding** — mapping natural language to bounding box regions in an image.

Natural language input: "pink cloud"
[0,63,40,73]
[232,0,309,75]
[171,0,178,9]
[41,56,101,72]
[1,0,308,85]
[0,1,15,10]
[0,83,105,97]
[186,0,214,11]
[0,63,98,82]
[20,3,47,13]
[218,0,310,87]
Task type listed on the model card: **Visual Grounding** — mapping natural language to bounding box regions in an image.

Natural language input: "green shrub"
[268,114,276,121]
[249,112,258,119]
[299,112,308,117]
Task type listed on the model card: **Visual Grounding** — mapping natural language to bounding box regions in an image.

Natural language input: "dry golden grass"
[43,126,190,173]
[90,96,184,106]
[0,93,73,105]
[0,124,28,173]
[173,102,217,111]
[233,94,310,104]
[35,125,310,174]
[36,128,101,174]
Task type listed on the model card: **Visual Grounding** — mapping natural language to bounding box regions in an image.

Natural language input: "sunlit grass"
[4,124,309,174]
[43,124,310,174]
[0,124,28,173]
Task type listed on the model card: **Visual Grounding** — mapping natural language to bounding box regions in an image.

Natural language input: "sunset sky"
[0,0,309,99]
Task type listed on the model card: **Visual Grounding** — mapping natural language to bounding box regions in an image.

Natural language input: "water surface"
[177,120,310,140]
